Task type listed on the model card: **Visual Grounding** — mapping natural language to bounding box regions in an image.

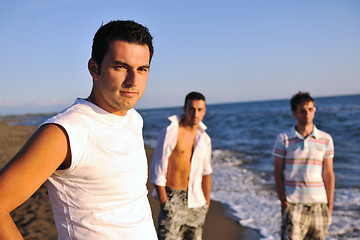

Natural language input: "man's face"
[89,40,150,116]
[183,100,206,126]
[292,101,316,126]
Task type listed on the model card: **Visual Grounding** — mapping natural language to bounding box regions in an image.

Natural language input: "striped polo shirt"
[273,126,334,204]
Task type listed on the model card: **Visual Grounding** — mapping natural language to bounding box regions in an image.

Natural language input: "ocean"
[4,94,360,239]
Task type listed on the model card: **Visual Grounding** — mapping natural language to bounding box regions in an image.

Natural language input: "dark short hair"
[91,20,154,71]
[184,92,206,107]
[290,91,314,111]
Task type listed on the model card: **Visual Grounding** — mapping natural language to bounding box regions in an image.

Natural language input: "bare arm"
[202,174,211,206]
[0,124,70,239]
[154,185,168,209]
[274,156,287,212]
[323,157,335,216]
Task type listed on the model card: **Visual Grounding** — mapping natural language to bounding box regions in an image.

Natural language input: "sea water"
[5,94,360,239]
[140,94,360,239]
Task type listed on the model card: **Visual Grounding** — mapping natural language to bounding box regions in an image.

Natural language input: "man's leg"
[180,204,209,240]
[158,188,188,240]
[305,204,330,240]
[281,204,311,240]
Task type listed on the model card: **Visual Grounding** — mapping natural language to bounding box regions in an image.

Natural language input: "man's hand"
[154,185,168,210]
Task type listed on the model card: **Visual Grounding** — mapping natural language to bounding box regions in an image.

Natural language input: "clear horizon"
[1,92,358,116]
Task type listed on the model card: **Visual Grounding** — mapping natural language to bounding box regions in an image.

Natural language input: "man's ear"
[88,58,99,80]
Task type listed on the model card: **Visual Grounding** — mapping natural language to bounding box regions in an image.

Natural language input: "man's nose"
[125,69,138,86]
[194,110,200,117]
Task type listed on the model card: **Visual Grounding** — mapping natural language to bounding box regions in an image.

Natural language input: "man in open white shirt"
[151,92,212,240]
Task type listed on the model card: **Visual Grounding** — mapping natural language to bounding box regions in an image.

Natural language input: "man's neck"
[86,92,128,116]
[180,119,199,132]
[295,123,314,137]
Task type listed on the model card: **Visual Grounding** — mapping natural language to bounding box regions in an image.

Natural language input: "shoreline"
[0,119,261,239]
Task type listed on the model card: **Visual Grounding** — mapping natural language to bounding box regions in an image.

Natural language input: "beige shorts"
[281,203,331,240]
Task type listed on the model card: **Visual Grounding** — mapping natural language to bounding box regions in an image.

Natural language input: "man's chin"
[119,98,139,109]
[191,121,200,126]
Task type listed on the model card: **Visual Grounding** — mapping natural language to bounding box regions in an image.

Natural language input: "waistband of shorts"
[288,203,328,210]
[289,203,327,206]
[165,186,188,194]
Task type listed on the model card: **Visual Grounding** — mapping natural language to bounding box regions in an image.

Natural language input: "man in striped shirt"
[273,91,335,240]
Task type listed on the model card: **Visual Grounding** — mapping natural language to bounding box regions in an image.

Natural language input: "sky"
[0,0,359,115]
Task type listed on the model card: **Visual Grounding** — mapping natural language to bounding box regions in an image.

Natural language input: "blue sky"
[1,0,359,115]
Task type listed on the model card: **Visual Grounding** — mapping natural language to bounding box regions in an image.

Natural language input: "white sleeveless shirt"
[43,99,157,240]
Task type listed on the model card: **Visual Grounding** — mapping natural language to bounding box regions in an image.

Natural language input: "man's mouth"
[120,90,138,97]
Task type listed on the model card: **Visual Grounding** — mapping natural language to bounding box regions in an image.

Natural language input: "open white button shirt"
[150,115,212,208]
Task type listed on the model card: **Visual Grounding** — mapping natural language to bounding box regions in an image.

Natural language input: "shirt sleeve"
[150,127,168,186]
[324,134,335,159]
[272,133,286,158]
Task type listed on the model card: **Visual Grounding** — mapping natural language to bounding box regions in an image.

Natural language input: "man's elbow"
[324,175,335,184]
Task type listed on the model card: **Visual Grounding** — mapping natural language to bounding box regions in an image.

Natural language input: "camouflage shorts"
[158,187,209,240]
[281,203,331,240]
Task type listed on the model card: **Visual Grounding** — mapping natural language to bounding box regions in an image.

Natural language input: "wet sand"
[0,118,261,239]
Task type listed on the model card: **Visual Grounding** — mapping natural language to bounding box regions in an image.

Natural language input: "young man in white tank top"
[0,20,157,240]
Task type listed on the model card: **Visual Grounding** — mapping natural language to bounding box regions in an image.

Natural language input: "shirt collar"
[168,114,207,131]
[291,125,319,139]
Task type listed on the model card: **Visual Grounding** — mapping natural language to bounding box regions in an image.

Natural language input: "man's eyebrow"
[113,61,149,69]
[113,61,129,66]
[139,64,150,69]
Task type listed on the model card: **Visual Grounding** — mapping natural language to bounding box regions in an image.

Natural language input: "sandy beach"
[0,118,260,239]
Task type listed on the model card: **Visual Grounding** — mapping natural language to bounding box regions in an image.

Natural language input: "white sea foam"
[210,149,360,239]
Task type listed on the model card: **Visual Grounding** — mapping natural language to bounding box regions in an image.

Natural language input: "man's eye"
[138,67,149,72]
[114,66,126,70]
